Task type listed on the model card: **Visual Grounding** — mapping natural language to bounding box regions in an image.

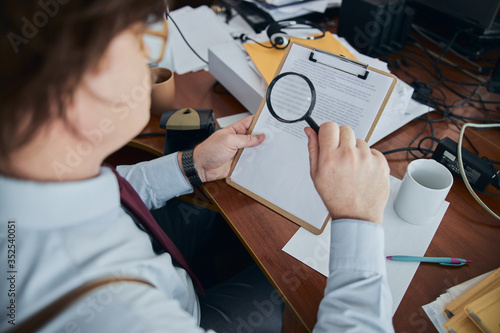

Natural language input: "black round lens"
[266,72,316,123]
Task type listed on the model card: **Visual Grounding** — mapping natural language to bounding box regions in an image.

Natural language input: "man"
[0,0,394,332]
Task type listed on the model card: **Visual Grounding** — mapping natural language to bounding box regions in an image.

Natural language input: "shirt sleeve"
[116,153,193,210]
[313,219,394,333]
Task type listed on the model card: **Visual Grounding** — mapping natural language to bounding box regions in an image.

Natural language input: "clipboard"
[226,42,397,234]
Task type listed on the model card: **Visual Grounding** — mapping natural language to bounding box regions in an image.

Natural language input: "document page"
[228,43,396,233]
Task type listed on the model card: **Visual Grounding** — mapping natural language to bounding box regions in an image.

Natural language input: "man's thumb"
[235,134,265,149]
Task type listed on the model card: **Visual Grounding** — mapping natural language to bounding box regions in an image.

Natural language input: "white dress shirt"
[0,153,393,332]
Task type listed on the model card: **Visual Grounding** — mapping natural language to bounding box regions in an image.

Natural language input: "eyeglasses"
[138,17,168,64]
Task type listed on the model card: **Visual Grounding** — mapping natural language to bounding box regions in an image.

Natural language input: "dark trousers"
[151,199,284,333]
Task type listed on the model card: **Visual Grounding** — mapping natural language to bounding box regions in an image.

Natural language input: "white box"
[208,42,266,114]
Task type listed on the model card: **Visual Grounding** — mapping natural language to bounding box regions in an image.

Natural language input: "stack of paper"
[251,0,341,22]
[443,268,500,332]
[422,269,498,333]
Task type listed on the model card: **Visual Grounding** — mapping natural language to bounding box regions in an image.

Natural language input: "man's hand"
[305,123,390,225]
[188,115,265,183]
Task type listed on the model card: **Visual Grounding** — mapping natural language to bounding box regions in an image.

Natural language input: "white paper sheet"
[229,43,396,231]
[282,175,450,314]
[167,6,234,74]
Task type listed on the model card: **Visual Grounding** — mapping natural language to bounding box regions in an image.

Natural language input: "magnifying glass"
[266,72,320,133]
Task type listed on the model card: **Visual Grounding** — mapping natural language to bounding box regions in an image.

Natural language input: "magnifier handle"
[306,117,320,134]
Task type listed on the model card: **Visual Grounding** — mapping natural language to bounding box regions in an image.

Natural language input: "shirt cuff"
[145,152,193,198]
[116,153,193,209]
[329,219,386,276]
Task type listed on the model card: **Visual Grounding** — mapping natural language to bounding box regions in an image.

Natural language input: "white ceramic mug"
[393,159,453,225]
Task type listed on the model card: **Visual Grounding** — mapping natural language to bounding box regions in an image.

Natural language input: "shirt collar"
[0,167,120,229]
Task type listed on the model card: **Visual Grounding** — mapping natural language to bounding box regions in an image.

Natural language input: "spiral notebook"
[227,42,397,234]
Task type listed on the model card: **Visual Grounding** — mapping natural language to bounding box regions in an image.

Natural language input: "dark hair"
[0,0,166,161]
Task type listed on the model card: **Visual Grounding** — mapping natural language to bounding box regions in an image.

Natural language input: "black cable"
[167,13,209,64]
[483,157,500,165]
[392,49,440,80]
[383,26,500,160]
[417,135,440,154]
[423,114,436,156]
[411,86,500,121]
[437,29,462,62]
[392,50,500,123]
[397,44,500,105]
[397,44,469,85]
[392,60,418,81]
[476,190,500,197]
[383,147,434,156]
[411,23,489,64]
[399,48,475,91]
[450,114,500,123]
[382,120,437,157]
[237,34,274,49]
[440,80,500,105]
[406,38,444,78]
[407,114,433,159]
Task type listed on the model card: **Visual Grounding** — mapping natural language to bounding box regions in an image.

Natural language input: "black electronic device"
[160,108,216,155]
[409,0,500,36]
[218,0,275,33]
[266,19,326,49]
[432,137,498,191]
[337,0,413,57]
[407,0,500,57]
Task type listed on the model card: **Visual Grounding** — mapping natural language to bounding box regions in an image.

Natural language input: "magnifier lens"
[268,73,314,122]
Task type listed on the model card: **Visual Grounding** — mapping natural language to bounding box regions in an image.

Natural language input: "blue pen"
[386,256,472,267]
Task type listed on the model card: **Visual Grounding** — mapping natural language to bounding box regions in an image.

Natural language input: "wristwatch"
[181,149,204,187]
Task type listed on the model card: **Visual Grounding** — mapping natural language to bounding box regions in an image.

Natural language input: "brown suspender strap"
[8,276,154,333]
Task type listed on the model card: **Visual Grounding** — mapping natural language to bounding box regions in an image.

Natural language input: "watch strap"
[181,149,204,187]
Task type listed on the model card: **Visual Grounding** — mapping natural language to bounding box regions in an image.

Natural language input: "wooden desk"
[136,45,500,333]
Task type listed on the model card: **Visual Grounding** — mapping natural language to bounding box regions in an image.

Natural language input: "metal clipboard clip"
[308,49,369,80]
